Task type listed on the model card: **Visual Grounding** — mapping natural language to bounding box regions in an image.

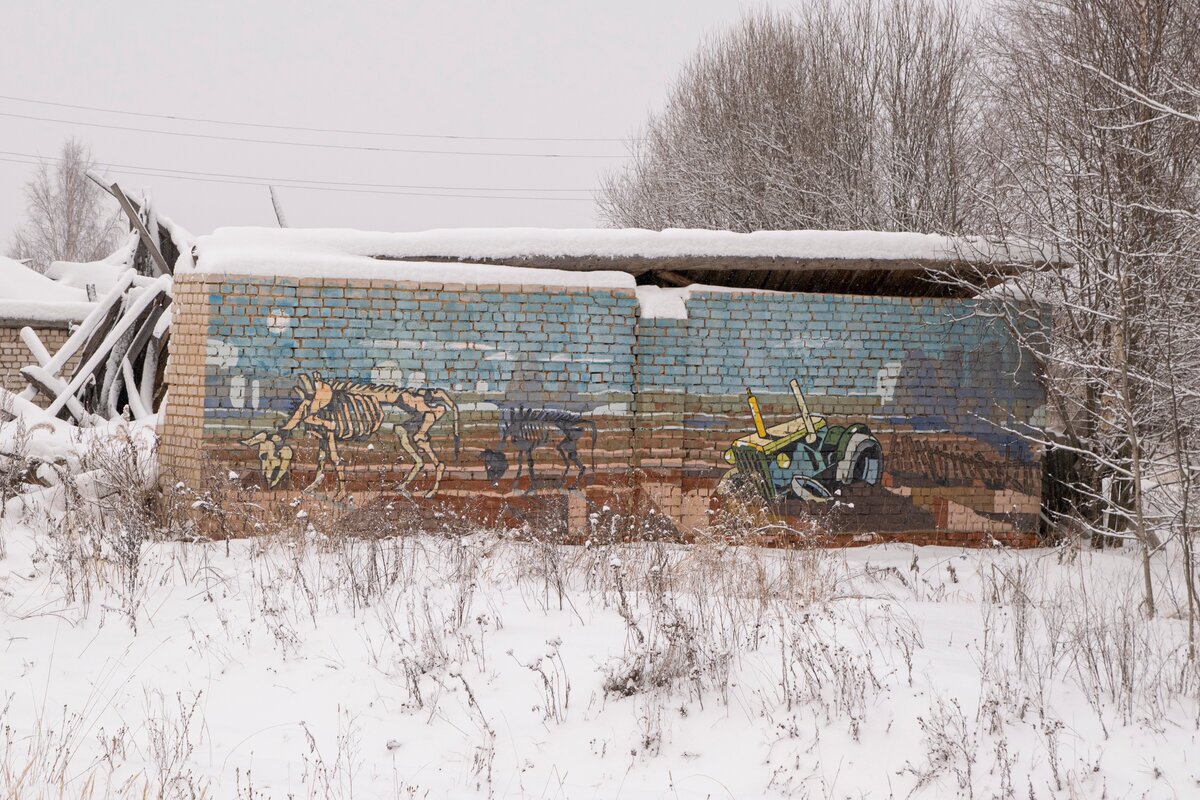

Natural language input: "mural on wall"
[718,379,883,502]
[173,276,1049,545]
[241,372,460,498]
[481,407,597,493]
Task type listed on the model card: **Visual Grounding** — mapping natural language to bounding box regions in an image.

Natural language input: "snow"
[0,398,158,517]
[634,285,690,319]
[0,256,96,323]
[193,231,636,289]
[197,226,1052,267]
[635,283,783,319]
[190,227,1056,288]
[1,505,1196,797]
[44,231,141,296]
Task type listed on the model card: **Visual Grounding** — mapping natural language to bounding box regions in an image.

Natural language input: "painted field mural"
[160,274,1046,546]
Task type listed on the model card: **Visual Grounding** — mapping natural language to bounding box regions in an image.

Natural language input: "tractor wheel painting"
[241,372,460,499]
[718,379,884,503]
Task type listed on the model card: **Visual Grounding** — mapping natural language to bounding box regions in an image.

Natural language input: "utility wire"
[0,110,628,159]
[0,155,596,201]
[0,92,638,144]
[0,149,594,193]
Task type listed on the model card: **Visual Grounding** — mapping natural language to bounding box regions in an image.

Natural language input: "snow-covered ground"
[1,502,1197,798]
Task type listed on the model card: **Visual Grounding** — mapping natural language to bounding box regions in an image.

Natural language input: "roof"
[46,247,139,296]
[0,257,97,324]
[193,227,1059,297]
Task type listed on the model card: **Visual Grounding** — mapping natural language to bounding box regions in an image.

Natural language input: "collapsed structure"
[0,257,96,392]
[159,227,1048,546]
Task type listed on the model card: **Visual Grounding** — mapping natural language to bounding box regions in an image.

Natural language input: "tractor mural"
[718,379,883,502]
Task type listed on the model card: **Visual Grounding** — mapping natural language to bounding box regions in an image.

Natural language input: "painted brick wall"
[0,323,76,393]
[161,273,1044,546]
[633,290,1044,546]
[163,272,640,531]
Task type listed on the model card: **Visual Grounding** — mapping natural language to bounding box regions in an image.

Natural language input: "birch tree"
[9,139,121,273]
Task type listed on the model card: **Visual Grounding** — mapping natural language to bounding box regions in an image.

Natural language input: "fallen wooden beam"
[120,357,152,420]
[21,365,91,423]
[19,327,53,368]
[44,277,172,419]
[18,270,137,403]
[111,182,172,277]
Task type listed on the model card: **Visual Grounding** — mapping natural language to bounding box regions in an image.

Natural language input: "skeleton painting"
[242,372,460,498]
[481,406,596,493]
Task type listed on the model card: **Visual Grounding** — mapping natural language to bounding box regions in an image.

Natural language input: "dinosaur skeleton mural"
[480,406,597,493]
[242,372,460,498]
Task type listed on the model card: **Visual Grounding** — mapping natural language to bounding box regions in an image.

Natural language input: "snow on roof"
[192,228,633,288]
[46,230,146,296]
[0,257,97,323]
[197,226,1047,272]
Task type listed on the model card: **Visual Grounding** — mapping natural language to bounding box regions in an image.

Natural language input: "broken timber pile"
[11,183,191,426]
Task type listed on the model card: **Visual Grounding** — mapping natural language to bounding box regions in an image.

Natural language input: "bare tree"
[9,139,121,272]
[599,0,981,233]
[960,0,1200,619]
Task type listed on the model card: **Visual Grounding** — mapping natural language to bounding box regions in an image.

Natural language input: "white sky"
[1,1,785,247]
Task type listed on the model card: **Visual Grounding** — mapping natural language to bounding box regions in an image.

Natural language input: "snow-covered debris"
[12,190,189,430]
[0,256,96,323]
[0,384,158,519]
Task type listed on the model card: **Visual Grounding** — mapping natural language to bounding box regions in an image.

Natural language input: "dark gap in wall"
[371,254,1010,298]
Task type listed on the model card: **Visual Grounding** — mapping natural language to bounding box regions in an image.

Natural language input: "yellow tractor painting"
[719,379,883,502]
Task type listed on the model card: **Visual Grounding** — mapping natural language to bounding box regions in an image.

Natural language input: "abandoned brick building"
[159,227,1047,546]
[0,257,97,392]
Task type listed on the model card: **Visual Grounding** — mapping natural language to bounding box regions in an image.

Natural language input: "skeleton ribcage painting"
[241,372,459,498]
[318,382,388,440]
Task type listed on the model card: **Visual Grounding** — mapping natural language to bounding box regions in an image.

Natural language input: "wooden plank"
[45,277,171,417]
[120,357,151,420]
[21,366,90,422]
[124,295,171,368]
[17,269,137,402]
[19,327,52,367]
[651,269,691,287]
[72,301,123,405]
[111,182,171,277]
[152,332,169,411]
[372,253,1024,275]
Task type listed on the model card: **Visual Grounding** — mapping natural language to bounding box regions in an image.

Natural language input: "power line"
[0,110,628,159]
[0,92,638,144]
[0,155,596,202]
[0,149,594,193]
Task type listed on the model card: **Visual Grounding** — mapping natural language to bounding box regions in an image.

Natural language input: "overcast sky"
[1,1,786,248]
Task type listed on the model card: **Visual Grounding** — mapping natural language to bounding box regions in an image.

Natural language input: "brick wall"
[160,273,1044,546]
[0,323,76,393]
[633,290,1044,547]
